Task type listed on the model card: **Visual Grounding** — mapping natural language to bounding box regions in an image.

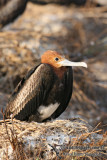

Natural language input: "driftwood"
[1,0,106,28]
[0,0,87,28]
[30,0,86,5]
[0,0,28,28]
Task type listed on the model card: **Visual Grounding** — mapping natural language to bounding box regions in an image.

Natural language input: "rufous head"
[41,50,87,68]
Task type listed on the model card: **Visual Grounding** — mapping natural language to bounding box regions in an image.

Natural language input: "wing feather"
[5,64,54,120]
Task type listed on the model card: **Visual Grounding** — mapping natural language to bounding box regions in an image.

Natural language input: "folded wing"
[5,64,54,120]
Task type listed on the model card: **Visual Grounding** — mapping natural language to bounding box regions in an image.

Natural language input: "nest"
[0,118,106,160]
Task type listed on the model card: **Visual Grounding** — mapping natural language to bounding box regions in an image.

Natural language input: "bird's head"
[41,50,87,68]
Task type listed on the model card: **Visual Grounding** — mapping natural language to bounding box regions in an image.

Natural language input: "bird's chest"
[46,78,65,105]
[38,103,59,121]
[38,78,65,121]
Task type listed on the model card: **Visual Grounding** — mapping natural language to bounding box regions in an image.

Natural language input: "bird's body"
[5,50,87,122]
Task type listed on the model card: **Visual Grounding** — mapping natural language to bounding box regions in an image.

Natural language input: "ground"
[0,118,106,159]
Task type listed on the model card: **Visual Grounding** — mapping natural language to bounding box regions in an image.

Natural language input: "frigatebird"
[5,50,87,122]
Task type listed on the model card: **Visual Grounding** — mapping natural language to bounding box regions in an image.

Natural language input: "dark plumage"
[5,50,87,122]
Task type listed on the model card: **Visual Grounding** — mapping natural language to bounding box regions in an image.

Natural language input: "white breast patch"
[38,103,59,120]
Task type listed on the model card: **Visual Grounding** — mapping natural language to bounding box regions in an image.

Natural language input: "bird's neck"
[53,67,67,79]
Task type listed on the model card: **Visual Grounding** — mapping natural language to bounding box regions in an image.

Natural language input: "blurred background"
[0,0,107,131]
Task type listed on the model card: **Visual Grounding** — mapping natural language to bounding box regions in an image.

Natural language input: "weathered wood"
[30,0,86,5]
[0,0,28,27]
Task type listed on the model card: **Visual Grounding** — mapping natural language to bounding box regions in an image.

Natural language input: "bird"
[5,50,87,122]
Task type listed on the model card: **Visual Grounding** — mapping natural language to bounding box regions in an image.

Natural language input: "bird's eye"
[55,57,59,61]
